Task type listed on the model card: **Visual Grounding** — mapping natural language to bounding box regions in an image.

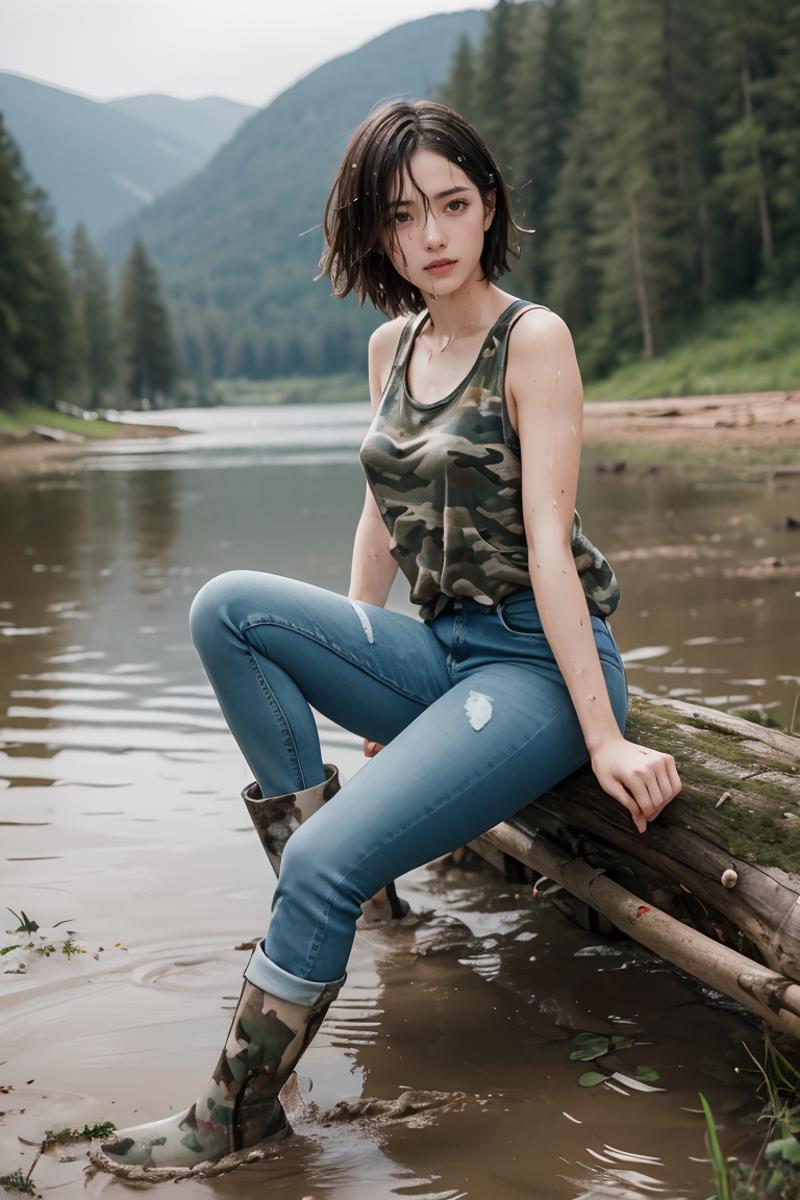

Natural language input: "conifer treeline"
[179,0,798,384]
[0,112,180,412]
[439,0,799,376]
[2,0,797,404]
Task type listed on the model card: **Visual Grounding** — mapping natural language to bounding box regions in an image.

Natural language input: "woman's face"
[379,148,495,299]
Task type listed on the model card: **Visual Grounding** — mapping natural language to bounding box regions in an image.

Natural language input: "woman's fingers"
[607,781,648,833]
[666,756,682,798]
[625,767,659,823]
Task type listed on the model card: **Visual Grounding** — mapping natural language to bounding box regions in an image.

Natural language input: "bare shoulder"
[505,307,581,431]
[508,305,574,356]
[368,314,408,392]
[507,307,578,400]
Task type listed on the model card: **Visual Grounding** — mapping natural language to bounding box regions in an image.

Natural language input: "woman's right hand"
[590,737,681,834]
[363,739,384,757]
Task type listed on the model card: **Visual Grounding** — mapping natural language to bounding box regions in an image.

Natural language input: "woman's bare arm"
[347,320,403,607]
[507,308,681,832]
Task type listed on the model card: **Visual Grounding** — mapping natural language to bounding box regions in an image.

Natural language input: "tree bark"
[467,692,800,1039]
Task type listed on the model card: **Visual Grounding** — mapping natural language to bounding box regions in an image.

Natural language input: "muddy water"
[1,403,797,1198]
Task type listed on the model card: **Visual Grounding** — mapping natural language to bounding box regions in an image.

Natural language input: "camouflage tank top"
[358,297,621,623]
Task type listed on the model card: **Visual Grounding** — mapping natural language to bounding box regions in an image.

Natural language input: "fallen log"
[465,692,800,1040]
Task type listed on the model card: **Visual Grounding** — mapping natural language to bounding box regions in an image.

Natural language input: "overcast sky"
[1,0,492,107]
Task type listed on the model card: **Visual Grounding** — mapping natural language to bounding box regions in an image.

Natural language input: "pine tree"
[711,0,792,286]
[474,0,519,175]
[580,0,697,362]
[70,223,116,408]
[117,239,178,407]
[437,33,480,125]
[768,0,800,285]
[0,113,77,409]
[507,0,580,297]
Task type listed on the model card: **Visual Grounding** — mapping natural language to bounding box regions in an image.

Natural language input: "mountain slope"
[106,94,255,158]
[0,72,216,237]
[100,10,487,358]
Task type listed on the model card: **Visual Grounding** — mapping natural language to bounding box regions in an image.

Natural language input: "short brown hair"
[315,99,529,318]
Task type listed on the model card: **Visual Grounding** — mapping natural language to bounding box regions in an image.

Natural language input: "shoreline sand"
[0,419,189,481]
[0,390,798,482]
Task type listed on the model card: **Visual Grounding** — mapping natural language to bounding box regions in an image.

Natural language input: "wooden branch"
[478,819,800,1041]
[467,691,800,1039]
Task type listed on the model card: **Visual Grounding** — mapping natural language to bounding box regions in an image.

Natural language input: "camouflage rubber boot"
[241,762,410,925]
[99,972,342,1169]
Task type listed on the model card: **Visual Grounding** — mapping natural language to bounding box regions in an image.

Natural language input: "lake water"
[1,401,797,1197]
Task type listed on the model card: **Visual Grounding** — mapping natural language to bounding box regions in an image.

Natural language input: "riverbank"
[0,417,188,481]
[0,389,798,482]
[581,388,800,448]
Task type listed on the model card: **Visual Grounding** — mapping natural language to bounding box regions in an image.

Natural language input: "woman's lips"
[425,260,456,275]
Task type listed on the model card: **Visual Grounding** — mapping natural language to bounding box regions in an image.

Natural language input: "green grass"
[584,294,800,403]
[0,404,138,442]
[699,1036,800,1200]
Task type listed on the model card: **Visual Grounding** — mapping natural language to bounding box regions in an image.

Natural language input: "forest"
[0,0,797,410]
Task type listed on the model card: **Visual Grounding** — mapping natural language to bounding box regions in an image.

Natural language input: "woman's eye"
[386,200,466,226]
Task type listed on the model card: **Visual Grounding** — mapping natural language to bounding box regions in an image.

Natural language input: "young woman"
[98,98,681,1174]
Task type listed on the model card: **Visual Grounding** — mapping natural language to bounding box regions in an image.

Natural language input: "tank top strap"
[384,311,426,390]
[500,299,551,337]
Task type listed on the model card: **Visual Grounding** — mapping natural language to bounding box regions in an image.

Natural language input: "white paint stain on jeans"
[349,600,375,644]
[464,689,493,730]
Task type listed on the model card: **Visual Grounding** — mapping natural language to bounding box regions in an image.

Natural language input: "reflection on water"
[0,401,795,1197]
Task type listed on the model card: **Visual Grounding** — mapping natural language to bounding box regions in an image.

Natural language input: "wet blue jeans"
[189,571,629,1005]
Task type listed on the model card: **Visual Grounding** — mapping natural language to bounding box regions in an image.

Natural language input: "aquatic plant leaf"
[610,1035,636,1050]
[633,1065,660,1082]
[573,1032,605,1046]
[577,1072,607,1088]
[569,1037,611,1061]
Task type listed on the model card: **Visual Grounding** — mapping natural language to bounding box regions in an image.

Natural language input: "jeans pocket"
[496,591,544,637]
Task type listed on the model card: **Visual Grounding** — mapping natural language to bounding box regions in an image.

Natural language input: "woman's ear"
[483,188,497,232]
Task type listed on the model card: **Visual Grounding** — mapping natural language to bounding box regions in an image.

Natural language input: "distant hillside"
[0,72,244,238]
[106,94,255,158]
[100,10,488,373]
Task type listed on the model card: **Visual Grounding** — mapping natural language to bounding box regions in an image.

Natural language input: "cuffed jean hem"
[243,938,347,1004]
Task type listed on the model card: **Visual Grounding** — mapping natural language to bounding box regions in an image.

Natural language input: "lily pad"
[578,1072,608,1088]
[573,1032,605,1046]
[633,1065,660,1083]
[569,1036,611,1061]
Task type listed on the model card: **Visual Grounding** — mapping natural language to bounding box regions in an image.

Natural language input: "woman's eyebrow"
[386,186,470,210]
